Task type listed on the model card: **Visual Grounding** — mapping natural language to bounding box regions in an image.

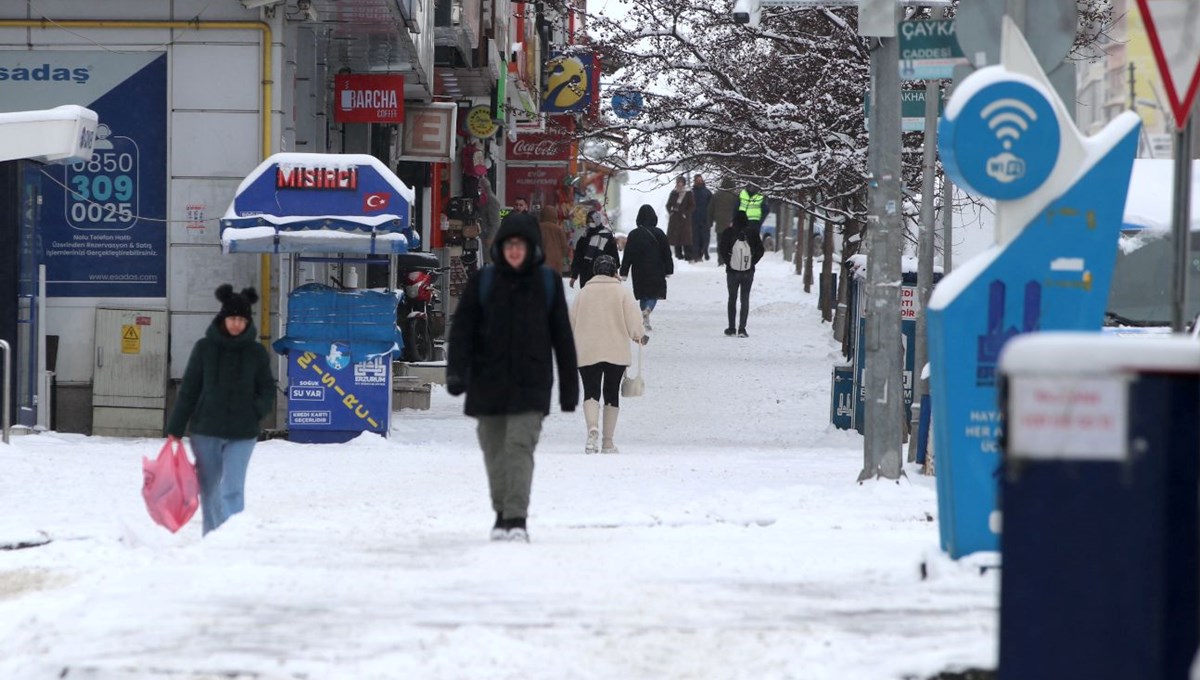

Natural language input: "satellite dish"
[611,91,644,120]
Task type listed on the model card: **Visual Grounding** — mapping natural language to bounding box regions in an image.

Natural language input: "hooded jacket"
[447,216,579,416]
[570,224,621,287]
[166,318,275,440]
[619,205,673,301]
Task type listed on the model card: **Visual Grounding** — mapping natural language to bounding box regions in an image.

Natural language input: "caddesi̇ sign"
[334,74,404,124]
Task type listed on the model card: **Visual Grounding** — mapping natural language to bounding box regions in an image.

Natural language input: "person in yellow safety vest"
[738,185,768,233]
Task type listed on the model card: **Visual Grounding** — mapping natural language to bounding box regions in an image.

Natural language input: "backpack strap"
[478,264,555,313]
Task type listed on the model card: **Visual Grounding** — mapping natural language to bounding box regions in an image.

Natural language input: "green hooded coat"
[166,319,275,440]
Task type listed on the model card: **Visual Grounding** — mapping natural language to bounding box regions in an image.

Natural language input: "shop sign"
[400,103,457,162]
[1,51,168,297]
[334,74,405,124]
[542,52,599,113]
[275,165,359,191]
[505,164,569,208]
[466,105,497,138]
[506,131,572,162]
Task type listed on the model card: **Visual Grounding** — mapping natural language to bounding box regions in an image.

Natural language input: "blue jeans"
[639,298,658,313]
[190,434,257,535]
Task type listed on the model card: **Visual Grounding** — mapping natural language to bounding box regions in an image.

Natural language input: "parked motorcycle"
[396,254,446,363]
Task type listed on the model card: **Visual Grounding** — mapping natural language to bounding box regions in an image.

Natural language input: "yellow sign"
[466,105,497,138]
[121,325,141,354]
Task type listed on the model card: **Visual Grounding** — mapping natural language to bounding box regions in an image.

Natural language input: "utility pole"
[908,75,939,463]
[859,0,905,482]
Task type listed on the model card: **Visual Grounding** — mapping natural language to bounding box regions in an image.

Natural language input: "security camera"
[241,0,284,8]
[731,0,760,27]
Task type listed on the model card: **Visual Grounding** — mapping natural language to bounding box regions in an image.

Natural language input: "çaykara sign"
[864,88,945,132]
[899,19,968,80]
[334,74,405,124]
[0,52,168,298]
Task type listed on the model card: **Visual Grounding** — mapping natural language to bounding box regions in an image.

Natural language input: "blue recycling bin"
[997,332,1200,680]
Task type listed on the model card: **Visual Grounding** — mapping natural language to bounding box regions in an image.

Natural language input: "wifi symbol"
[981,98,1038,151]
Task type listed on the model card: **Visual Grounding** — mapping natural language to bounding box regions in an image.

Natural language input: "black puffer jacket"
[570,225,621,287]
[619,207,673,300]
[166,319,275,439]
[447,217,579,416]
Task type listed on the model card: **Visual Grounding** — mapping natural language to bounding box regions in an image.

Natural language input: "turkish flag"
[363,192,390,212]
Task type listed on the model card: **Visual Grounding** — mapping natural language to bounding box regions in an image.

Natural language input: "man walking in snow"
[690,174,713,262]
[446,218,579,542]
[718,211,765,337]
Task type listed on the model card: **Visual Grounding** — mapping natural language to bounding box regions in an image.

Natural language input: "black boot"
[490,512,506,541]
[505,516,530,543]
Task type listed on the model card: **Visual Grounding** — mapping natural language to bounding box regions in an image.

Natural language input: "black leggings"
[727,270,754,330]
[579,362,626,407]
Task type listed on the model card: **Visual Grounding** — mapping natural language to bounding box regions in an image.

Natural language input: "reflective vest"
[739,190,764,221]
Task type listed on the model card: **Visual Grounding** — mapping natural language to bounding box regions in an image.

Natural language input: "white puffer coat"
[569,275,645,367]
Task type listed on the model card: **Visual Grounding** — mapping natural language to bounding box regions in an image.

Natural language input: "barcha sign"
[334,74,405,124]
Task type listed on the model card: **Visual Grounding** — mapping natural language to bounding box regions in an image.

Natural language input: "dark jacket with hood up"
[619,205,673,301]
[166,318,275,440]
[446,217,579,417]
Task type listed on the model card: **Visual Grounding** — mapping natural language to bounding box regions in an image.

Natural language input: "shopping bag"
[621,344,645,398]
[142,439,201,533]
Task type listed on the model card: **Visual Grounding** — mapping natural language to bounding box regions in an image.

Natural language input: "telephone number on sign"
[70,201,134,224]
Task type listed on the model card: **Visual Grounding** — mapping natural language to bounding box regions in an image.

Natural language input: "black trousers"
[726,270,754,331]
[579,362,626,407]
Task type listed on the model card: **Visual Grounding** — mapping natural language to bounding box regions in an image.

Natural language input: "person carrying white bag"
[569,255,647,454]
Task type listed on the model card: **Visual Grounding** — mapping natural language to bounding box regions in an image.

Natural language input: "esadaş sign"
[939,74,1061,201]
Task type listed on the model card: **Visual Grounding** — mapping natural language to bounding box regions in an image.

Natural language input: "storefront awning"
[220,152,420,254]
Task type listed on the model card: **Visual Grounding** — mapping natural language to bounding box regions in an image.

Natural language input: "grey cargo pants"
[476,411,544,520]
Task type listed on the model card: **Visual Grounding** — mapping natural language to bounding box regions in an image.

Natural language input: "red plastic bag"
[142,439,200,533]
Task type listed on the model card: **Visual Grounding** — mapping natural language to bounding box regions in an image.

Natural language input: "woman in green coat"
[166,284,275,535]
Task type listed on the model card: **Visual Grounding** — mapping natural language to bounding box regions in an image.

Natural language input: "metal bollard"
[0,339,9,444]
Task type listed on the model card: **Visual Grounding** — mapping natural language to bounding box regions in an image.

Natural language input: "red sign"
[1137,0,1200,127]
[363,192,390,212]
[275,166,359,191]
[334,74,405,124]
[506,131,572,162]
[505,164,569,208]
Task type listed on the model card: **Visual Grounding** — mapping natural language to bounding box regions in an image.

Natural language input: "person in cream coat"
[569,255,648,453]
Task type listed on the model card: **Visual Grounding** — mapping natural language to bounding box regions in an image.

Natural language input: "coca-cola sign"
[507,132,571,162]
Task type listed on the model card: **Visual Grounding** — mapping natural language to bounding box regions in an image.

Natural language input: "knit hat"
[592,254,619,278]
[215,284,258,321]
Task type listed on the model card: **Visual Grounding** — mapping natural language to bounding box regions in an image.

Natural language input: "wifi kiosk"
[926,19,1140,558]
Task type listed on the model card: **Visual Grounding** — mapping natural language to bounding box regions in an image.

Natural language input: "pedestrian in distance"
[569,209,620,289]
[619,204,673,331]
[570,254,648,454]
[165,284,276,536]
[718,211,765,338]
[446,218,579,543]
[739,184,768,234]
[665,176,695,260]
[538,203,569,275]
[477,177,501,264]
[690,174,713,262]
[708,177,739,265]
[511,195,530,214]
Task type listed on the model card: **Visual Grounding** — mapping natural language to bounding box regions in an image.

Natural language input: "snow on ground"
[0,253,998,680]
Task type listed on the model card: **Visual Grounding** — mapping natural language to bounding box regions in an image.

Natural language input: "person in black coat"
[718,211,766,338]
[690,175,713,262]
[570,210,621,288]
[619,204,674,331]
[166,284,276,535]
[446,216,579,543]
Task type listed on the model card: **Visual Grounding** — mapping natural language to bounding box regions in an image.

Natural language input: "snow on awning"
[0,105,98,165]
[220,152,420,254]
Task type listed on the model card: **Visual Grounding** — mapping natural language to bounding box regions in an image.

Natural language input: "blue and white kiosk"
[220,153,420,443]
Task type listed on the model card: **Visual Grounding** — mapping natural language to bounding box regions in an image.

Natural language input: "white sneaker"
[601,443,619,454]
[489,527,507,541]
[507,527,530,543]
[585,428,600,454]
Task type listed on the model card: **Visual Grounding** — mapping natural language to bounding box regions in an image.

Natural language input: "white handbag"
[621,343,645,398]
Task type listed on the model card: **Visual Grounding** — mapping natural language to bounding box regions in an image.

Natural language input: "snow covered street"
[0,254,997,679]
